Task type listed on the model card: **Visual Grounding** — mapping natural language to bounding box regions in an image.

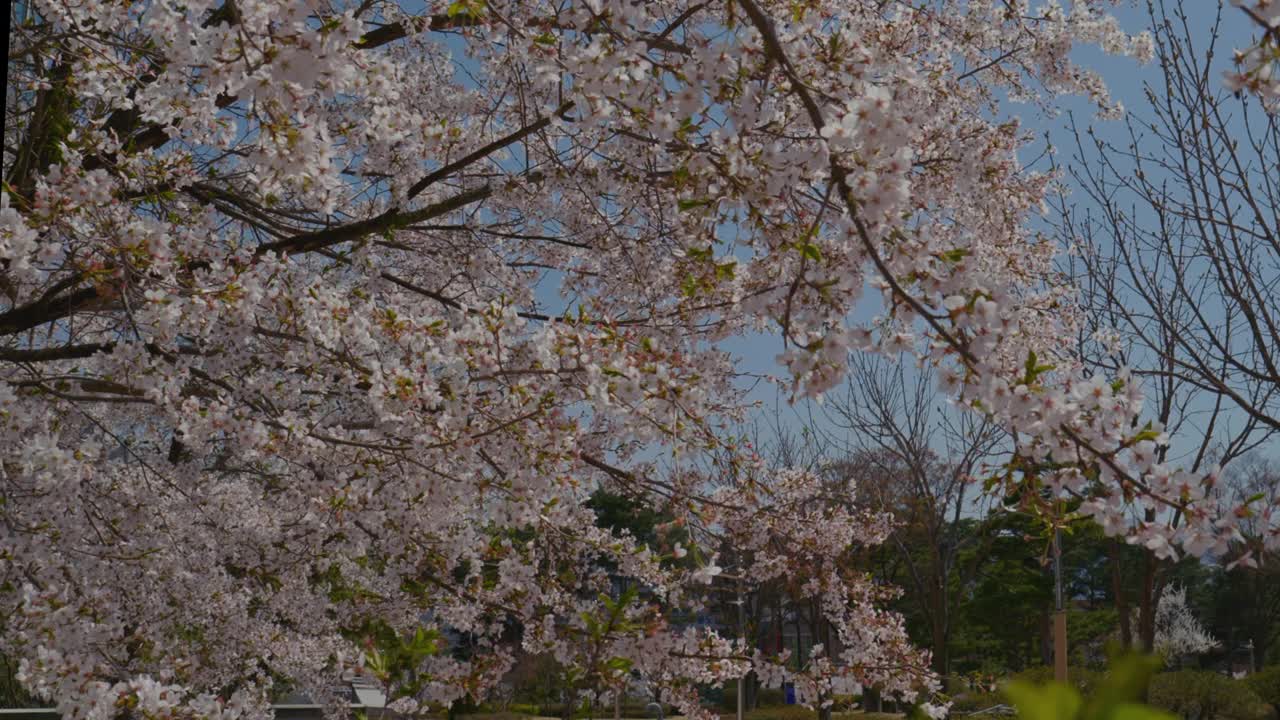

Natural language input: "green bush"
[1148,670,1270,720]
[948,690,1007,715]
[943,674,981,695]
[504,703,541,716]
[533,702,666,718]
[1245,665,1280,708]
[1010,665,1103,697]
[754,689,787,707]
[717,679,755,710]
[738,706,817,720]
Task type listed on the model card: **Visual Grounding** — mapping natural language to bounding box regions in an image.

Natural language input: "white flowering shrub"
[1153,586,1219,662]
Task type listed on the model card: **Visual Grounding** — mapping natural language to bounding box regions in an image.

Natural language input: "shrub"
[1009,665,1102,697]
[948,691,1007,715]
[716,679,777,711]
[1148,670,1270,720]
[754,689,787,707]
[737,706,817,720]
[943,674,980,695]
[534,702,666,718]
[1246,665,1280,709]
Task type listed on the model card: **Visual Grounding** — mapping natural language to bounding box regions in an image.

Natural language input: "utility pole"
[1053,523,1068,683]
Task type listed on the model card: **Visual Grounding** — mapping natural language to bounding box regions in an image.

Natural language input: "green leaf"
[1084,653,1163,720]
[1129,421,1162,444]
[1004,681,1081,720]
[533,32,556,45]
[1023,349,1055,384]
[446,0,486,18]
[681,274,701,297]
[678,198,711,212]
[797,242,823,263]
[686,245,714,262]
[605,657,633,672]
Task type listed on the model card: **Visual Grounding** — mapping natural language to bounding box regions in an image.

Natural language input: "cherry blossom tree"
[1228,0,1280,109]
[1,0,1252,718]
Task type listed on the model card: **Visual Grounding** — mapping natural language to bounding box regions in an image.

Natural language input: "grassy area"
[720,710,903,720]
[436,709,905,720]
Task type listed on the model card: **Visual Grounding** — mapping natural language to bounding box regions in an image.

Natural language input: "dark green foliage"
[500,653,564,709]
[949,690,1009,714]
[1147,671,1270,720]
[585,489,668,548]
[1244,665,1280,708]
[950,513,1054,673]
[0,651,42,708]
[1205,562,1280,673]
[1011,665,1104,697]
[754,688,787,707]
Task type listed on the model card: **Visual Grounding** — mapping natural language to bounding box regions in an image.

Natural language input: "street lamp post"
[1053,524,1068,683]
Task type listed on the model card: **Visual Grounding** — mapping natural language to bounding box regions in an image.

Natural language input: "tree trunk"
[1138,555,1157,654]
[561,690,574,720]
[793,605,804,669]
[1110,540,1133,649]
[774,598,783,655]
[930,589,949,676]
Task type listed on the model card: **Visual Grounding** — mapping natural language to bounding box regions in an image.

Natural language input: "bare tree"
[821,352,1005,676]
[1052,0,1280,651]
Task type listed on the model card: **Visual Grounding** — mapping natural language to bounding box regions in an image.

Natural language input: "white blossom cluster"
[1228,0,1280,110]
[1152,585,1219,661]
